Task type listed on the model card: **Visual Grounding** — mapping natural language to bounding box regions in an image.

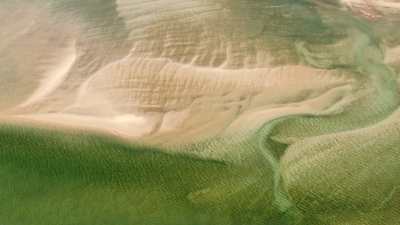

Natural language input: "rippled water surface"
[1,0,400,224]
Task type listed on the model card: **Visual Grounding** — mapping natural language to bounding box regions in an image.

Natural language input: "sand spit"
[341,0,400,19]
[47,55,352,141]
[20,40,77,107]
[12,113,155,138]
[0,0,394,145]
[9,58,352,141]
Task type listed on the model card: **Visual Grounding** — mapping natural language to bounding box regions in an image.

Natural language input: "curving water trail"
[270,19,400,143]
[1,1,400,225]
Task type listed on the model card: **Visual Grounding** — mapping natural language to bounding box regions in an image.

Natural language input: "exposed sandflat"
[1,1,400,224]
[20,40,77,107]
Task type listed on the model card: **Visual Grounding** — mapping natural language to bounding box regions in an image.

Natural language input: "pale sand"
[385,45,400,64]
[0,0,393,146]
[20,40,77,107]
[0,0,355,141]
[13,113,156,138]
[341,0,400,19]
[5,54,353,143]
[1,1,400,224]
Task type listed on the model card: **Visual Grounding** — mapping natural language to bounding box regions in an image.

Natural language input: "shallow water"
[1,0,400,224]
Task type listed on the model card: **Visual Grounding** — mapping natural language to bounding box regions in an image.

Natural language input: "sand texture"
[1,0,400,224]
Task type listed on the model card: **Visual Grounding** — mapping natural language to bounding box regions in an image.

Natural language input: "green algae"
[1,0,400,224]
[0,123,300,225]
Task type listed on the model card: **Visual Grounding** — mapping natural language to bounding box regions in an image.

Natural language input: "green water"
[0,123,302,225]
[1,0,400,224]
